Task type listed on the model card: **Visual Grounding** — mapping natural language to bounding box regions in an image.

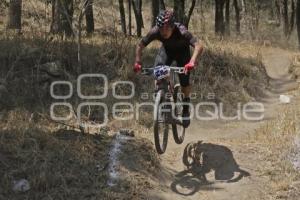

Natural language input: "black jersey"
[140,23,198,53]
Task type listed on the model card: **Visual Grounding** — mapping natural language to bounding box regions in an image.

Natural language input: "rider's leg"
[176,49,192,127]
[182,85,192,98]
[154,46,174,92]
[154,47,174,121]
[176,49,192,112]
[180,83,191,128]
[182,86,192,115]
[181,84,192,128]
[154,46,173,67]
[178,73,191,115]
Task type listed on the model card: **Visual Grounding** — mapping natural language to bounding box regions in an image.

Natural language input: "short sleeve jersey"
[140,23,197,52]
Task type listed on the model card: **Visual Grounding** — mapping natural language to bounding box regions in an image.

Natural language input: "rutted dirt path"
[147,48,299,200]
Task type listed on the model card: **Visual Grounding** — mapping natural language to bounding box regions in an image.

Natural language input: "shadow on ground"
[171,142,250,196]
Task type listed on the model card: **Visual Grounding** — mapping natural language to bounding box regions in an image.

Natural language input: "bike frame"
[142,66,184,97]
[140,65,186,154]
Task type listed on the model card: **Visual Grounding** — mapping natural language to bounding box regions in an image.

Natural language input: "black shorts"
[154,46,191,87]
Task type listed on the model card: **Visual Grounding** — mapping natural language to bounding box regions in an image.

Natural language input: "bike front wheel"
[154,90,169,154]
[172,84,185,144]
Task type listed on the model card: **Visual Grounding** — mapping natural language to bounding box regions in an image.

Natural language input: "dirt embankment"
[1,38,299,200]
[142,48,300,200]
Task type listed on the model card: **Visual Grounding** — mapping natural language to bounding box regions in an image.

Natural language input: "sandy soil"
[144,47,299,200]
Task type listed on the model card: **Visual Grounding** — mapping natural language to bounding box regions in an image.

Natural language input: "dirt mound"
[0,127,115,199]
[194,47,269,112]
[106,134,162,200]
[0,110,162,200]
[120,137,160,176]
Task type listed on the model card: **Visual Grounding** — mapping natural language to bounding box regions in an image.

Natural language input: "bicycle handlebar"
[141,66,185,75]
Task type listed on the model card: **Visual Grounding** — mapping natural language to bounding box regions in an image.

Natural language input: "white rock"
[279,95,291,104]
[13,179,30,192]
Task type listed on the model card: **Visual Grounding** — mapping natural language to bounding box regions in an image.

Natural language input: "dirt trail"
[148,48,299,200]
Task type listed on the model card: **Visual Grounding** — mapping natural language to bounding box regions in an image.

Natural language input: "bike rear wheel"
[154,90,169,154]
[182,142,196,167]
[172,84,185,144]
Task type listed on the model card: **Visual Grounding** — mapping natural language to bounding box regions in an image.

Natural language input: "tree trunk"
[225,0,230,35]
[185,0,196,28]
[241,0,246,13]
[248,0,260,39]
[174,0,185,24]
[275,0,281,25]
[159,0,166,10]
[297,0,300,48]
[51,0,73,36]
[215,0,221,34]
[85,0,94,35]
[137,0,144,28]
[7,0,22,31]
[288,0,296,38]
[61,0,73,36]
[240,0,247,33]
[173,0,196,27]
[220,0,225,35]
[283,0,289,37]
[51,0,61,33]
[119,0,127,34]
[128,0,132,36]
[233,0,240,34]
[131,0,143,37]
[199,0,206,33]
[215,0,225,35]
[152,0,160,27]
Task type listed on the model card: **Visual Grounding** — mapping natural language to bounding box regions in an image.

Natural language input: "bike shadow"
[171,142,250,196]
[170,169,221,196]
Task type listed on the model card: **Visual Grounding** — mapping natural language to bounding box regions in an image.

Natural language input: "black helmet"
[156,10,175,28]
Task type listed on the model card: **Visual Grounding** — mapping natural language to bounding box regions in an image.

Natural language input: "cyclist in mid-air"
[134,10,204,127]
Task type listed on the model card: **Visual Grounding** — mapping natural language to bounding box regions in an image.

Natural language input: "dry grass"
[219,101,300,199]
[1,1,298,199]
[0,109,161,200]
[232,105,300,199]
[0,30,270,127]
[0,0,271,117]
[0,112,111,199]
[194,42,268,112]
[289,54,300,81]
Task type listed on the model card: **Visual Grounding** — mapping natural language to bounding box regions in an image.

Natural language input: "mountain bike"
[141,65,187,154]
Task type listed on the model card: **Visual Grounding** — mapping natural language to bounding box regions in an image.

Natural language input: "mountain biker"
[134,10,204,128]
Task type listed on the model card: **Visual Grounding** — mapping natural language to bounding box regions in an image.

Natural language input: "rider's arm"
[178,24,204,63]
[135,27,160,64]
[183,29,204,64]
[135,43,145,64]
[190,41,204,63]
